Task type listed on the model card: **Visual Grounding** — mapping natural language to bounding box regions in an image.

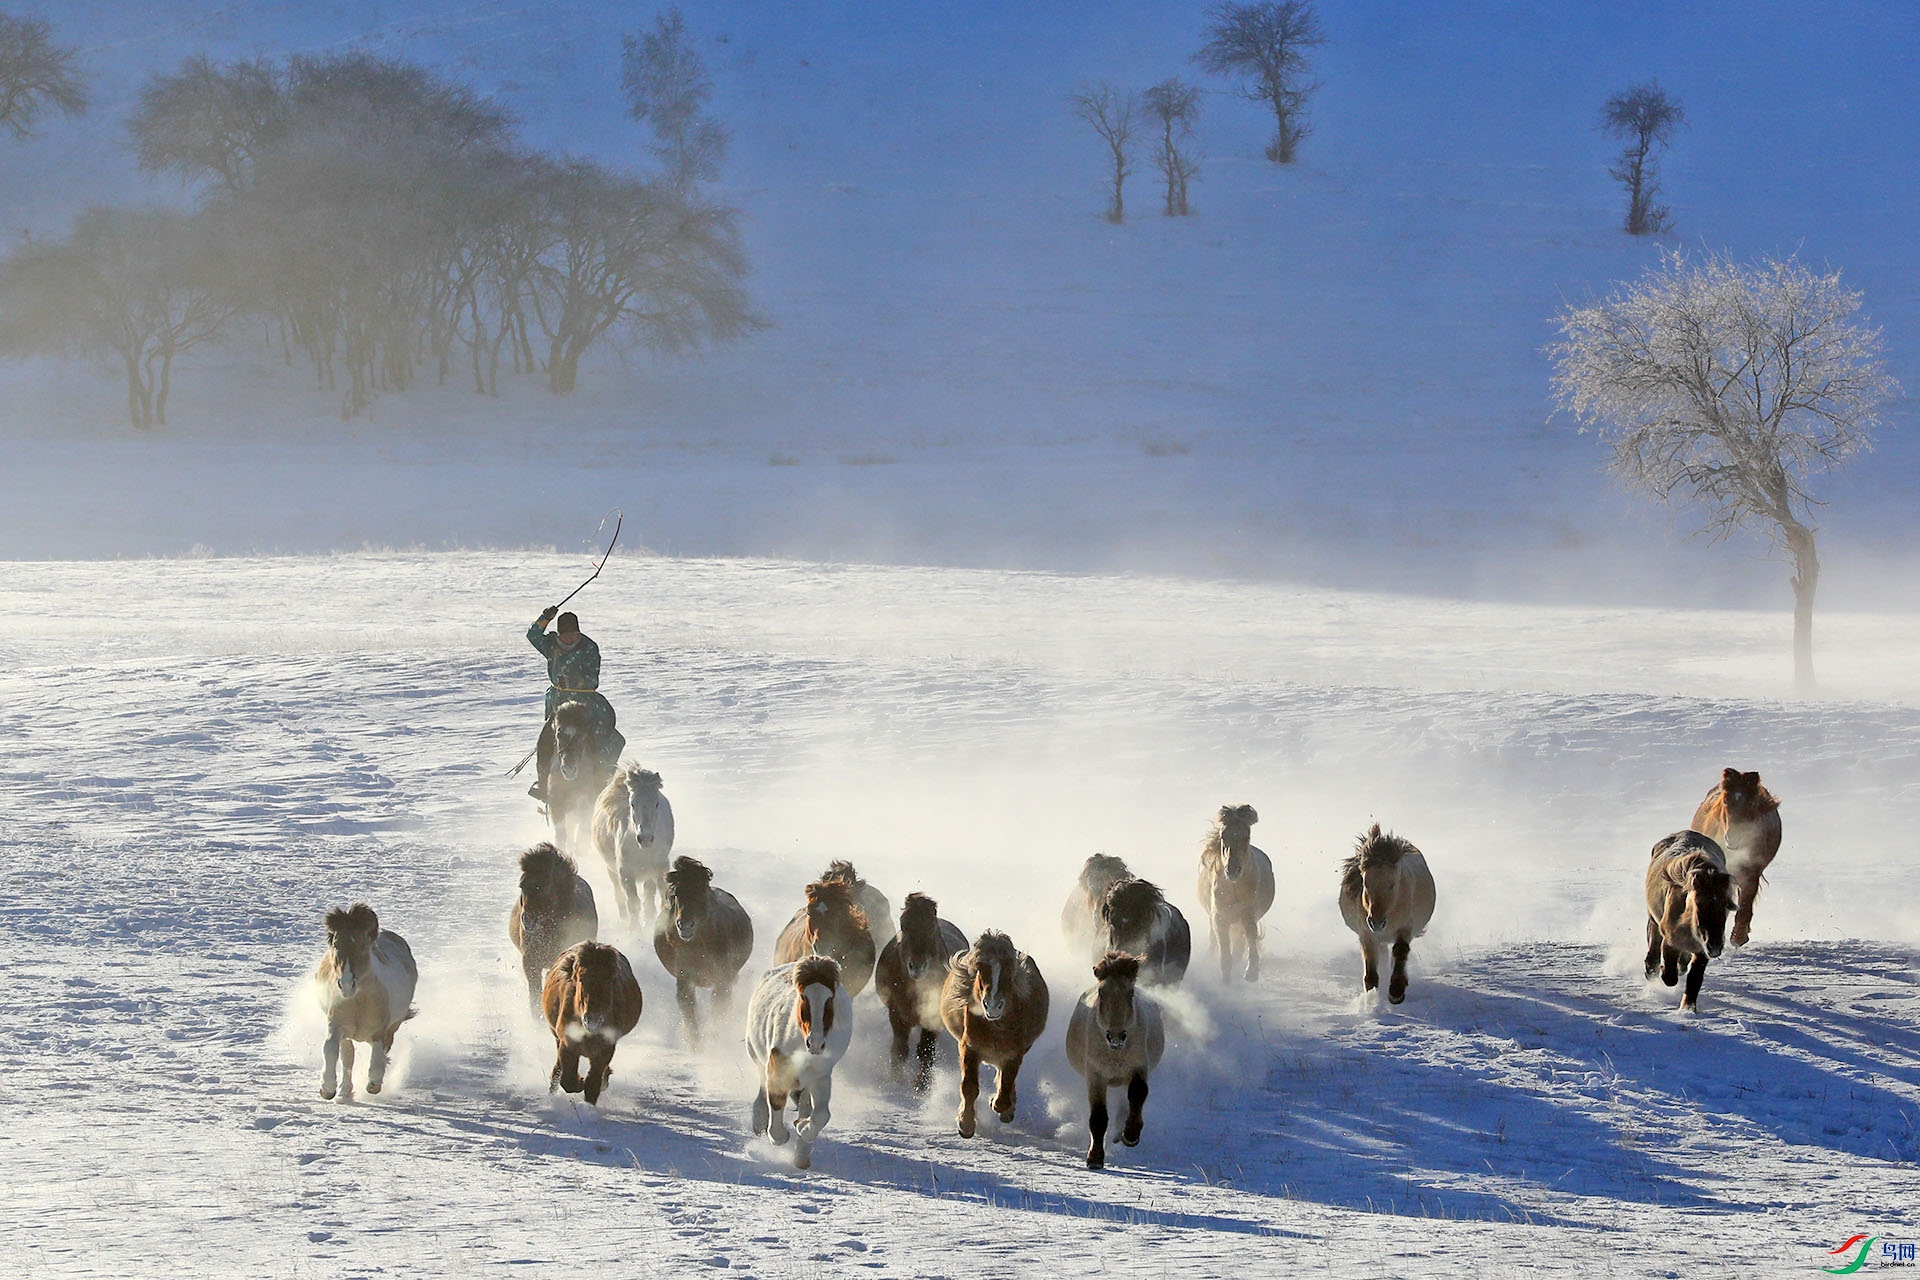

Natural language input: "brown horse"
[541,941,644,1105]
[652,856,754,1047]
[1095,878,1192,986]
[773,877,880,996]
[1061,853,1131,952]
[818,859,895,955]
[1197,804,1277,982]
[1689,767,1782,948]
[874,892,968,1091]
[1337,824,1436,1004]
[314,904,418,1101]
[940,930,1050,1137]
[1645,830,1734,1012]
[508,843,598,1014]
[1065,952,1166,1169]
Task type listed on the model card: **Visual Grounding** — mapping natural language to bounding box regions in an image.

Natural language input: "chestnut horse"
[874,892,968,1091]
[1061,853,1132,952]
[314,903,417,1101]
[773,877,879,996]
[746,956,852,1170]
[1197,804,1276,982]
[940,930,1050,1137]
[1645,830,1733,1013]
[652,856,754,1047]
[1065,952,1166,1169]
[818,859,895,955]
[541,941,644,1105]
[1337,824,1436,1004]
[1690,767,1782,948]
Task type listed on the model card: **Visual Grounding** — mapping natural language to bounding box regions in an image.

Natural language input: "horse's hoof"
[319,1087,336,1101]
[771,1127,790,1146]
[996,1109,1014,1124]
[1388,984,1407,1005]
[1086,1149,1105,1169]
[1731,932,1750,948]
[1120,1129,1141,1148]
[957,1114,976,1139]
[793,1149,812,1171]
[366,1081,382,1095]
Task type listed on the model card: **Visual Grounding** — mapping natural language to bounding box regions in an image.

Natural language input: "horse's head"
[963,930,1020,1021]
[1686,861,1734,959]
[1100,878,1164,948]
[552,701,594,782]
[662,856,712,943]
[1079,854,1131,905]
[792,956,841,1054]
[1091,951,1142,1050]
[1214,804,1259,882]
[323,903,380,998]
[897,892,945,980]
[1719,767,1776,819]
[518,842,575,912]
[626,769,665,848]
[1348,824,1411,934]
[803,879,869,965]
[560,942,629,1035]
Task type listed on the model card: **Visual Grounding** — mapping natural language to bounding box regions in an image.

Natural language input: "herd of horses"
[310,764,1783,1170]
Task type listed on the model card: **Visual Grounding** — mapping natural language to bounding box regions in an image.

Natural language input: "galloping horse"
[1645,830,1733,1013]
[652,856,754,1047]
[1095,878,1192,986]
[1061,854,1132,953]
[313,903,417,1101]
[546,699,617,856]
[1065,952,1166,1169]
[508,843,598,1013]
[592,765,676,925]
[1689,767,1782,948]
[1337,824,1436,1004]
[541,940,644,1105]
[1197,804,1276,982]
[773,878,880,996]
[746,956,853,1170]
[941,930,1050,1137]
[875,893,968,1091]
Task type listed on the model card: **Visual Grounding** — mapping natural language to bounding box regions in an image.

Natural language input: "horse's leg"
[523,955,545,1018]
[1644,917,1663,980]
[366,1028,393,1095]
[1215,908,1232,982]
[799,1074,833,1143]
[583,1048,612,1105]
[1731,868,1762,947]
[991,1054,1021,1123]
[337,1038,357,1099]
[1660,944,1680,987]
[751,1083,771,1135]
[765,1053,790,1144]
[913,1026,939,1094]
[1243,909,1261,983]
[956,1042,981,1138]
[549,1042,568,1094]
[1388,936,1412,1005]
[1085,1076,1109,1169]
[1121,1070,1149,1147]
[1682,954,1709,1012]
[886,1004,912,1082]
[321,1025,342,1100]
[1359,934,1379,992]
[558,1046,585,1094]
[676,972,700,1048]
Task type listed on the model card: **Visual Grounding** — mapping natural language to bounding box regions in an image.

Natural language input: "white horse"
[745,956,852,1170]
[314,903,417,1100]
[592,766,675,925]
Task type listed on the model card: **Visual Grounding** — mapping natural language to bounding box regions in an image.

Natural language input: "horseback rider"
[526,606,625,803]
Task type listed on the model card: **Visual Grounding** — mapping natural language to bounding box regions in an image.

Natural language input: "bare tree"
[1142,79,1202,216]
[0,13,86,139]
[0,208,235,427]
[1070,83,1138,224]
[1193,1,1326,164]
[1601,82,1684,235]
[1548,252,1898,691]
[130,55,284,193]
[620,8,729,191]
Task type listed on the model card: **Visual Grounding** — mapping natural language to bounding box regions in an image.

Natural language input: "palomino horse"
[773,877,880,996]
[1061,854,1132,952]
[547,699,616,856]
[314,903,418,1101]
[1095,878,1192,986]
[1645,830,1733,1012]
[746,956,852,1171]
[1065,952,1166,1169]
[508,842,598,1013]
[1337,824,1437,1004]
[818,859,895,955]
[541,940,644,1105]
[1197,804,1277,982]
[875,892,968,1091]
[592,765,676,925]
[1689,767,1782,948]
[940,930,1050,1137]
[652,856,755,1047]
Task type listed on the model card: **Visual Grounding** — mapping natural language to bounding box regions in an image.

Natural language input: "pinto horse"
[1065,952,1166,1169]
[940,930,1050,1137]
[1095,878,1192,986]
[314,903,418,1101]
[874,892,968,1091]
[1197,804,1277,982]
[773,877,879,996]
[652,856,754,1047]
[745,956,852,1170]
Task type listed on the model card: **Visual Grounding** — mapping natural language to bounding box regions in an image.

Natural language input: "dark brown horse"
[818,859,895,955]
[1645,830,1733,1013]
[547,699,615,856]
[1061,853,1131,952]
[940,930,1050,1137]
[652,856,754,1047]
[1095,878,1192,986]
[1689,767,1782,948]
[541,941,644,1105]
[874,893,968,1091]
[1065,952,1166,1169]
[508,843,597,1014]
[773,877,880,996]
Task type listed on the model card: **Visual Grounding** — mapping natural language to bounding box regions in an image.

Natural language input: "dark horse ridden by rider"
[527,608,625,846]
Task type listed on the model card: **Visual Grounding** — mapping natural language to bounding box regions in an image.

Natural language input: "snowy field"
[3,552,1917,1278]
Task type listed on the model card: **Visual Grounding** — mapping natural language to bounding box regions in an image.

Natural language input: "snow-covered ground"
[3,552,1916,1277]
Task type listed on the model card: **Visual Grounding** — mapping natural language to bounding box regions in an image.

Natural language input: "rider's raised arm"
[527,617,557,658]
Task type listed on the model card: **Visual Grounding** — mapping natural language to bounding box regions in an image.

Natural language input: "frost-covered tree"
[1193,0,1325,164]
[1070,83,1138,224]
[0,13,86,139]
[1142,79,1202,217]
[1601,82,1684,235]
[1548,252,1898,691]
[0,208,235,427]
[620,8,729,191]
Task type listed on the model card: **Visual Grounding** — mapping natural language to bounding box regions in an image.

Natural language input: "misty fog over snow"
[2,2,1918,1278]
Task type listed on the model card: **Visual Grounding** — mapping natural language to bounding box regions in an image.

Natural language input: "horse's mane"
[520,842,576,879]
[1341,823,1419,897]
[324,902,378,937]
[1100,877,1166,928]
[553,699,593,727]
[1093,951,1141,984]
[793,954,841,991]
[666,855,711,893]
[819,859,866,889]
[955,928,1019,978]
[1079,853,1130,889]
[899,891,939,933]
[620,766,663,794]
[804,877,869,932]
[1215,803,1259,829]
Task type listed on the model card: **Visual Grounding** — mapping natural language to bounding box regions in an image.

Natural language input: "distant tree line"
[0,9,759,427]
